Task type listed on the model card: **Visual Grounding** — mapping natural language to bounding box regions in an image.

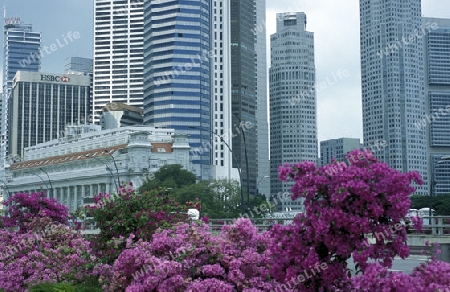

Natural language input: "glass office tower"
[143,0,212,180]
[1,17,41,172]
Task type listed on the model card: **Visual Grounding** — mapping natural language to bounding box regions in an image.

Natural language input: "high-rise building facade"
[100,102,143,130]
[143,0,212,180]
[254,0,270,198]
[8,71,91,158]
[320,138,361,166]
[66,56,93,122]
[359,0,428,195]
[423,17,450,196]
[2,18,41,94]
[92,0,144,123]
[230,0,258,198]
[65,57,93,75]
[270,12,317,211]
[209,0,239,181]
[1,17,41,174]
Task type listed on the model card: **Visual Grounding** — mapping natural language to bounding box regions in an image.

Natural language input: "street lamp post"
[103,149,120,188]
[85,154,119,193]
[429,156,450,224]
[25,172,49,191]
[39,168,53,198]
[233,113,250,208]
[189,126,245,214]
[0,180,10,200]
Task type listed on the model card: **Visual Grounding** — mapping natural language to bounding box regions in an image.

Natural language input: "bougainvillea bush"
[2,150,450,291]
[351,259,450,291]
[0,193,97,292]
[2,192,68,232]
[99,218,276,292]
[86,183,190,264]
[270,149,425,291]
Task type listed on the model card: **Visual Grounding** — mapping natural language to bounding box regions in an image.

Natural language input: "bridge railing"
[208,216,450,235]
[73,216,450,236]
[208,218,297,232]
[412,216,450,236]
[73,217,100,235]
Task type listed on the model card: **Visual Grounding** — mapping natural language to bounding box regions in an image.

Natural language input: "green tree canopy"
[410,194,450,215]
[86,187,189,264]
[170,179,268,219]
[138,164,267,219]
[171,179,242,219]
[139,164,197,191]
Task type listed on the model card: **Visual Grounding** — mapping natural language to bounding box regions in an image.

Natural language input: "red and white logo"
[60,76,70,82]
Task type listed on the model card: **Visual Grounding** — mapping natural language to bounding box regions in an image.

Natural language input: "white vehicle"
[187,208,199,220]
[406,208,434,226]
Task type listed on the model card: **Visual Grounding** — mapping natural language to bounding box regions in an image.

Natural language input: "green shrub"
[72,277,104,292]
[29,281,103,292]
[29,282,76,292]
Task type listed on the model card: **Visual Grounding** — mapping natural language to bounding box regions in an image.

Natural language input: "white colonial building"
[4,125,192,212]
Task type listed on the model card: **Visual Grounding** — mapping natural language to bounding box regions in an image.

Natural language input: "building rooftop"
[103,102,144,115]
[11,144,125,171]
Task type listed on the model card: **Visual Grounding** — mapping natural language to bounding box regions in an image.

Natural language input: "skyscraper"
[1,17,41,171]
[359,0,428,195]
[230,0,258,198]
[423,17,450,196]
[209,0,239,182]
[254,0,270,198]
[65,57,93,75]
[8,71,91,158]
[269,12,317,211]
[320,138,361,166]
[92,0,144,123]
[143,0,212,180]
[66,56,93,119]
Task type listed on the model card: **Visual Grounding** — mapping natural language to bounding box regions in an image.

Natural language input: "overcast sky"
[1,0,449,144]
[267,0,450,144]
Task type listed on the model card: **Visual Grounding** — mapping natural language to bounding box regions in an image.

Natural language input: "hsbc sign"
[40,75,71,83]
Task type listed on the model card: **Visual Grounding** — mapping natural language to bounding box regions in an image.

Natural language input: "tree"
[207,180,242,218]
[139,164,196,192]
[139,165,253,219]
[270,149,423,290]
[410,194,450,215]
[0,193,97,291]
[171,179,244,219]
[2,192,69,232]
[410,194,429,210]
[103,219,275,291]
[98,149,450,291]
[86,184,189,264]
[433,196,450,215]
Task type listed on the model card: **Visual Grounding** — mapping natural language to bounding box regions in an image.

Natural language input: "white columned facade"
[73,186,78,212]
[6,127,191,212]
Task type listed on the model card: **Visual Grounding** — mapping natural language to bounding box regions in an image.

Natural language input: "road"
[390,255,429,273]
[347,255,429,274]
